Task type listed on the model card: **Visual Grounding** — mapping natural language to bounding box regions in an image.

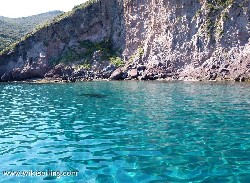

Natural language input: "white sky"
[0,0,88,18]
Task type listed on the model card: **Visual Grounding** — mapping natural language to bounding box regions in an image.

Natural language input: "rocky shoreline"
[1,50,249,83]
[1,58,249,83]
[1,40,249,83]
[8,76,250,84]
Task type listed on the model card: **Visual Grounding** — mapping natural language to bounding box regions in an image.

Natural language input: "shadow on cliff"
[0,0,127,82]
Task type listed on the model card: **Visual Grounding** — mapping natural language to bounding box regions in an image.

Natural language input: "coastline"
[3,77,249,84]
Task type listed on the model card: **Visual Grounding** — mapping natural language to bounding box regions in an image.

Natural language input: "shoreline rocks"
[2,60,249,83]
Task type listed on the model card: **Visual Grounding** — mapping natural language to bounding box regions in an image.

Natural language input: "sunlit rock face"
[122,0,250,81]
[0,0,250,81]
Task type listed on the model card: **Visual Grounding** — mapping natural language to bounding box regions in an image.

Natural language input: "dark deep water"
[0,81,249,182]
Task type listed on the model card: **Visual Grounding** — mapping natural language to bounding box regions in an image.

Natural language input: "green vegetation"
[198,0,234,7]
[50,39,123,67]
[205,0,234,13]
[58,0,98,20]
[0,11,63,52]
[216,0,234,7]
[78,40,114,60]
[76,61,91,70]
[194,9,202,18]
[35,0,99,30]
[0,0,100,55]
[128,47,144,63]
[138,47,144,57]
[73,0,99,11]
[196,0,236,40]
[110,56,125,67]
[0,0,121,68]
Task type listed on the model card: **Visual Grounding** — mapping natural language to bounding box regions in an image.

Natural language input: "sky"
[0,0,88,18]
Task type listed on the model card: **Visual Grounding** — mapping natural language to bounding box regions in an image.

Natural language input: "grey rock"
[109,68,124,80]
[209,73,217,80]
[128,69,138,79]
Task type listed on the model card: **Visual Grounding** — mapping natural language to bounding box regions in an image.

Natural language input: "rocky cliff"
[0,0,250,82]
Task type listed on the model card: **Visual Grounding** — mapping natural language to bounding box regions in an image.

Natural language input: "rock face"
[122,0,250,81]
[0,0,250,82]
[0,0,125,81]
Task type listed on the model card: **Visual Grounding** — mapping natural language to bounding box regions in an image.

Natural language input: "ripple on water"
[0,82,249,182]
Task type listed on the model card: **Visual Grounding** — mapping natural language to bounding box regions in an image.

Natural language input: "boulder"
[140,71,153,80]
[12,67,48,80]
[235,75,245,82]
[68,77,76,82]
[109,68,124,80]
[128,69,138,79]
[209,72,217,80]
[45,64,65,78]
[102,64,116,78]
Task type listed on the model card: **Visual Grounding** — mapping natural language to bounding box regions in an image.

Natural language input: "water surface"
[0,81,249,182]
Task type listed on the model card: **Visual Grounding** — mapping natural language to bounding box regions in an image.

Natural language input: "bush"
[110,56,125,67]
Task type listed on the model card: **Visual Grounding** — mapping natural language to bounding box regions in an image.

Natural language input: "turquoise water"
[0,81,249,183]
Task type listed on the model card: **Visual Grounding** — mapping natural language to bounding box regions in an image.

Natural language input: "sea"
[0,81,249,182]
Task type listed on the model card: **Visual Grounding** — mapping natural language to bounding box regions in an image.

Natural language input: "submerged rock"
[79,93,107,98]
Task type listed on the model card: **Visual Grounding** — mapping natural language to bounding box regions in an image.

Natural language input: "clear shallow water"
[0,81,249,183]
